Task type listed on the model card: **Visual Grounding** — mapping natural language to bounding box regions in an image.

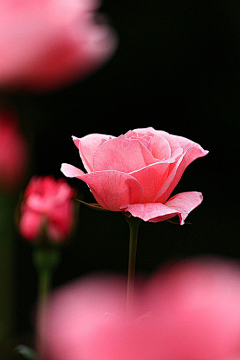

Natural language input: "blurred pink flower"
[19,176,75,242]
[0,110,28,190]
[61,127,208,223]
[39,257,240,360]
[0,0,117,92]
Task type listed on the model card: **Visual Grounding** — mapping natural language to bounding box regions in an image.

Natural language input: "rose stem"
[125,216,142,314]
[33,247,60,359]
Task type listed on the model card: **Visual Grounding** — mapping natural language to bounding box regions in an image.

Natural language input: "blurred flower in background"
[0,110,28,191]
[0,0,118,92]
[38,257,240,360]
[19,176,75,242]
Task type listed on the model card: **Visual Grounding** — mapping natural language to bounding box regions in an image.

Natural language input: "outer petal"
[72,134,113,173]
[19,210,43,240]
[61,163,85,177]
[156,130,188,155]
[121,203,179,223]
[164,191,203,225]
[121,191,203,224]
[155,145,208,203]
[93,135,156,173]
[157,131,209,160]
[61,163,143,211]
[81,171,143,211]
[48,202,74,241]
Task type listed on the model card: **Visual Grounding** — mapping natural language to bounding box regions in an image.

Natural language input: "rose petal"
[40,258,240,360]
[82,171,143,211]
[154,145,208,203]
[0,0,118,91]
[130,128,205,160]
[42,274,128,360]
[158,131,208,159]
[175,134,206,153]
[130,161,173,203]
[148,134,171,160]
[156,130,185,156]
[72,134,113,173]
[19,210,43,240]
[164,191,203,225]
[61,163,85,178]
[49,202,74,240]
[93,135,156,173]
[121,202,179,222]
[62,167,143,211]
[125,135,152,149]
[121,191,203,224]
[126,128,184,159]
[61,163,144,210]
[125,127,155,137]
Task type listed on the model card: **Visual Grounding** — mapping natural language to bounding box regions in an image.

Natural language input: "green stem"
[38,268,51,303]
[125,216,141,314]
[37,270,51,360]
[33,248,60,300]
[32,247,60,360]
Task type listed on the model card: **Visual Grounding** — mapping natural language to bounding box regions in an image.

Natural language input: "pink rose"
[61,127,208,223]
[0,110,28,190]
[0,0,117,91]
[19,176,75,242]
[39,258,240,360]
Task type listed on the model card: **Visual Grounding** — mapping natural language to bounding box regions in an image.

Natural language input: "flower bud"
[19,176,75,242]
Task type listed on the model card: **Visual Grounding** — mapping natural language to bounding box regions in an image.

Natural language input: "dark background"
[6,0,240,341]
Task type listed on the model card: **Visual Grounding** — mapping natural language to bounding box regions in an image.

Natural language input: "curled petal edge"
[61,163,85,178]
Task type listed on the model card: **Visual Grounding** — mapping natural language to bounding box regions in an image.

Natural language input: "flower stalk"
[33,247,60,360]
[125,216,142,314]
[33,248,60,301]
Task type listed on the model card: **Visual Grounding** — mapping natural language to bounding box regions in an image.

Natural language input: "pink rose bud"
[38,258,240,360]
[61,127,208,224]
[0,110,28,190]
[0,0,117,91]
[19,176,75,242]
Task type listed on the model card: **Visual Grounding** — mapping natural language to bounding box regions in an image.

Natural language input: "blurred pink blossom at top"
[0,0,117,92]
[0,110,28,190]
[19,176,75,242]
[39,257,240,360]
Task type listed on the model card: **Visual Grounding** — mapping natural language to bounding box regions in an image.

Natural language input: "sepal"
[76,199,111,212]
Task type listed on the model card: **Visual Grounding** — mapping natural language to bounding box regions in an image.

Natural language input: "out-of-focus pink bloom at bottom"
[38,257,240,360]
